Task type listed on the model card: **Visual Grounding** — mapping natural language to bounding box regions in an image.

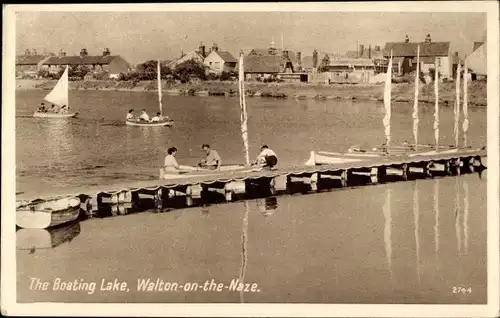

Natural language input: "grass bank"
[16,79,487,106]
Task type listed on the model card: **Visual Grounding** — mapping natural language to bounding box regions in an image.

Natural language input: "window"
[214,62,220,69]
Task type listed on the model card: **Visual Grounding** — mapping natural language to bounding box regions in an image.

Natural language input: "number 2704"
[452,286,472,294]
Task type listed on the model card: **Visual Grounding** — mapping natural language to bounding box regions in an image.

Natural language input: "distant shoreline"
[15,79,487,106]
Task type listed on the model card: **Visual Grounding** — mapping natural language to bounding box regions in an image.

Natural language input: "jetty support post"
[450,158,461,175]
[185,186,194,207]
[340,169,348,187]
[310,173,320,191]
[224,182,233,202]
[286,175,293,193]
[269,177,276,195]
[89,193,102,214]
[153,188,163,210]
[377,166,387,183]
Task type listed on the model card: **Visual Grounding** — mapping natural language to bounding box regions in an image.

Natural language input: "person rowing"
[254,145,278,168]
[138,109,150,122]
[162,147,198,175]
[126,109,136,121]
[198,144,221,170]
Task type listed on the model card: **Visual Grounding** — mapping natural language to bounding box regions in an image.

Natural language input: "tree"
[318,54,330,72]
[136,60,172,80]
[174,59,207,82]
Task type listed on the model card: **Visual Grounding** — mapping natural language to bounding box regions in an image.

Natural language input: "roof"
[345,48,384,59]
[214,51,237,63]
[168,50,205,67]
[16,55,49,65]
[328,58,375,67]
[248,48,271,56]
[43,55,122,65]
[243,55,285,73]
[384,42,450,57]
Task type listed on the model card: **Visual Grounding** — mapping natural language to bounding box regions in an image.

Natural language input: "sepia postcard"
[2,2,499,317]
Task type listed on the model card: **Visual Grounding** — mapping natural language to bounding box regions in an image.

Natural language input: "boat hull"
[16,221,81,250]
[306,151,384,166]
[33,112,78,118]
[126,120,173,127]
[16,197,81,229]
[160,164,248,179]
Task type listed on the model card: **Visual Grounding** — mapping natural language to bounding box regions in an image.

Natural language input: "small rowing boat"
[126,119,173,127]
[34,66,78,119]
[16,221,81,251]
[159,164,252,180]
[16,196,81,229]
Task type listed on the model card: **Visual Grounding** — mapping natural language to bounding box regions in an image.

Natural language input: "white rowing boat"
[159,164,252,179]
[16,196,81,229]
[126,60,173,127]
[126,119,173,127]
[34,66,78,119]
[305,150,385,166]
[16,221,81,251]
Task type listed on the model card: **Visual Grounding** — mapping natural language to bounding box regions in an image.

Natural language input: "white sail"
[239,52,250,165]
[44,66,69,107]
[383,51,393,147]
[433,59,440,151]
[157,60,163,116]
[412,46,420,150]
[454,63,461,148]
[462,57,469,147]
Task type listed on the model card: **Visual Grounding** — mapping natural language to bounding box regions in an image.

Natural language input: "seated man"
[126,109,135,121]
[254,145,278,168]
[150,112,163,122]
[198,144,221,170]
[60,105,68,114]
[49,104,57,113]
[37,103,46,112]
[138,109,150,122]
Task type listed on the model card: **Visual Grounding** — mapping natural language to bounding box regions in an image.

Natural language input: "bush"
[207,73,219,81]
[174,59,207,81]
[219,71,232,81]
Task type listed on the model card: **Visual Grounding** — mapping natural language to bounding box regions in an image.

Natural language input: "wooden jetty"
[15,148,487,218]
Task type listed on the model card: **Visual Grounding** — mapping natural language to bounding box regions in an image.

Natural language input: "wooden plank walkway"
[16,148,487,214]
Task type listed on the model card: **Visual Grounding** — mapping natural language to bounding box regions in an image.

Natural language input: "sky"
[15,11,486,65]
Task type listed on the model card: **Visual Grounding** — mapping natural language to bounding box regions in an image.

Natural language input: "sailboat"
[33,66,78,118]
[159,52,252,179]
[126,60,173,127]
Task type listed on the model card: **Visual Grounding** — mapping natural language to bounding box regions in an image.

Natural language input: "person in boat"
[37,103,47,112]
[126,109,136,121]
[49,104,57,113]
[164,147,180,172]
[138,109,150,122]
[150,112,163,122]
[254,145,278,168]
[198,144,221,170]
[60,105,68,114]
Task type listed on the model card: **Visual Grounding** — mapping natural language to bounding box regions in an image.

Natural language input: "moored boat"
[16,197,81,229]
[33,111,78,119]
[16,221,81,251]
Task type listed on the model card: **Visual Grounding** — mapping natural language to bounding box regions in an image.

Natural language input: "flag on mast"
[238,52,250,165]
[157,60,163,116]
[433,59,440,151]
[412,45,420,150]
[383,50,393,148]
[454,63,461,148]
[462,57,469,147]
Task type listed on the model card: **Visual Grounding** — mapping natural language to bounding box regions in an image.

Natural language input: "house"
[204,50,237,74]
[168,50,205,69]
[243,55,292,80]
[320,58,376,83]
[384,38,452,79]
[42,48,130,77]
[468,41,486,78]
[16,49,51,76]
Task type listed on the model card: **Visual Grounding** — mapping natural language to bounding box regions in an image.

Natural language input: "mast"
[462,57,469,147]
[157,60,163,116]
[454,63,461,148]
[412,45,420,151]
[238,52,250,165]
[383,50,393,149]
[433,59,440,151]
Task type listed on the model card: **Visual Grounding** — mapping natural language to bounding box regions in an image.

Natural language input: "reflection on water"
[455,177,462,256]
[16,221,80,253]
[413,182,421,284]
[239,201,249,303]
[382,186,393,281]
[16,174,485,304]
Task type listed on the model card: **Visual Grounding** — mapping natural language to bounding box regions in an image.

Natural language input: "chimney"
[80,48,88,58]
[212,43,218,52]
[32,48,37,56]
[199,42,206,57]
[375,45,380,51]
[312,49,318,68]
[455,51,459,57]
[25,49,31,56]
[296,52,302,67]
[359,44,365,58]
[425,34,432,43]
[102,48,111,57]
[283,50,289,59]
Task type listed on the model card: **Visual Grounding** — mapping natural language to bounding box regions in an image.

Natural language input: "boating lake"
[15,90,488,303]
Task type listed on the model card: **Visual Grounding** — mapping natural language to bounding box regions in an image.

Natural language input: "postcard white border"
[2,2,499,317]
